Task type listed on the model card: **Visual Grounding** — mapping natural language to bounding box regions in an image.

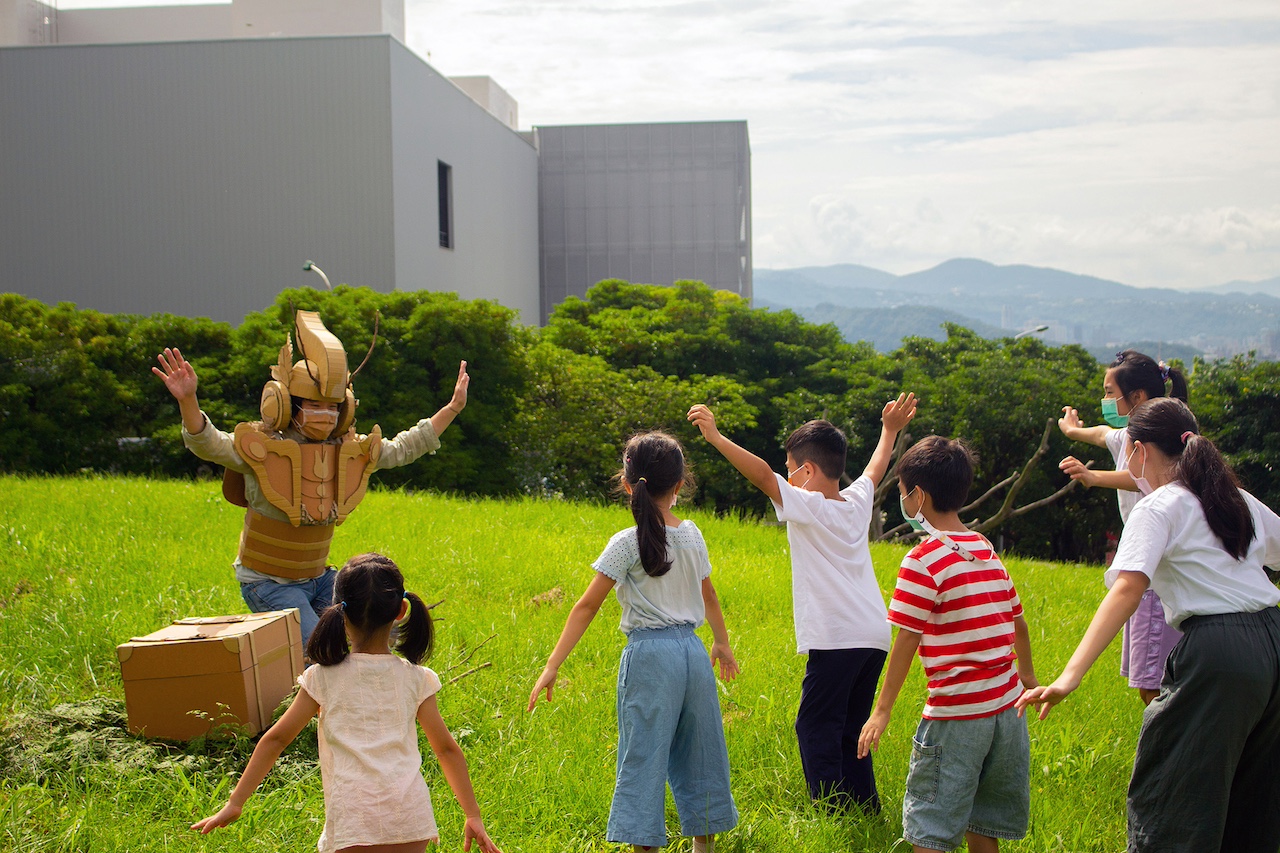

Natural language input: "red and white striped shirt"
[888,532,1024,720]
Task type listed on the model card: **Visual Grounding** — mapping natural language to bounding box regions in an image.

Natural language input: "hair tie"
[1181,430,1195,445]
[339,600,347,611]
[403,591,409,600]
[636,477,647,484]
[1159,361,1170,381]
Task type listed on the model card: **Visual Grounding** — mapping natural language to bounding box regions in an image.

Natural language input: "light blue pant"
[606,624,738,848]
[240,569,336,643]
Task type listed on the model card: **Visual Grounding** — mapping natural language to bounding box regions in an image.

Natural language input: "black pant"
[795,646,887,811]
[1128,608,1280,853]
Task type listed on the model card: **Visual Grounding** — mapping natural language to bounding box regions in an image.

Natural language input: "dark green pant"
[1127,607,1280,853]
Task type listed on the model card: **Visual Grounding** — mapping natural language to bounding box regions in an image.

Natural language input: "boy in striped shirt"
[857,436,1037,853]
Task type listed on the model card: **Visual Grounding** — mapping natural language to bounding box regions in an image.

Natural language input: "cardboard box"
[116,609,303,740]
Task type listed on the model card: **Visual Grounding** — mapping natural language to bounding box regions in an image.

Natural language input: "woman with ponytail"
[1058,349,1191,705]
[528,432,740,853]
[1020,398,1280,852]
[194,553,502,853]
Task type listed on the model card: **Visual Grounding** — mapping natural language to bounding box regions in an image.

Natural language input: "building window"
[438,161,453,249]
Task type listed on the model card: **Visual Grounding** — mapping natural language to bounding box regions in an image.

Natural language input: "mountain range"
[753,259,1280,361]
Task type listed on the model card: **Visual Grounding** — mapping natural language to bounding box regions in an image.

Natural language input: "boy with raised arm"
[688,393,916,812]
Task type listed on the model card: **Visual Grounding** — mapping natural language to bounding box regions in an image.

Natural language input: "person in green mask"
[1057,349,1189,706]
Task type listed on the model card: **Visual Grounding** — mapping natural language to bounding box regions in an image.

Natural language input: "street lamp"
[1013,324,1049,339]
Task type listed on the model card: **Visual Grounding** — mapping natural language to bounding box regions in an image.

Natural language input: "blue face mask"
[899,489,927,532]
[1101,397,1128,429]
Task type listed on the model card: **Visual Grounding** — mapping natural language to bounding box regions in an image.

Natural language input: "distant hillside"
[1204,276,1280,300]
[754,259,1277,359]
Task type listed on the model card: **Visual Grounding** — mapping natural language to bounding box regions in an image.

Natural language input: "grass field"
[0,475,1140,852]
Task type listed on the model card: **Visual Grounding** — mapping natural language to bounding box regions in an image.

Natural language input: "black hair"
[897,435,976,513]
[783,420,848,480]
[1110,349,1189,405]
[306,552,435,666]
[1127,398,1255,560]
[618,432,691,577]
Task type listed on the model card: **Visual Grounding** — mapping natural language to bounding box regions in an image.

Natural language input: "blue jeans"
[240,569,336,643]
[606,624,738,847]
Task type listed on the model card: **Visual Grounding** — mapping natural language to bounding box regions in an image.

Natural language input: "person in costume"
[153,310,468,642]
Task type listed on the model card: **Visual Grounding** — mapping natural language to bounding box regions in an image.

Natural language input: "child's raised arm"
[191,688,320,834]
[701,577,739,682]
[687,404,781,504]
[856,627,921,759]
[428,360,470,437]
[862,392,917,487]
[417,695,503,853]
[153,347,207,435]
[527,573,616,710]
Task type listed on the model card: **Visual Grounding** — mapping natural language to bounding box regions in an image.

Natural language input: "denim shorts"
[605,624,738,848]
[902,706,1030,851]
[240,569,336,643]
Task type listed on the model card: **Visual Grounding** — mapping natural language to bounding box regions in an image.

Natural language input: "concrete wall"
[0,0,55,45]
[0,37,398,322]
[390,46,539,323]
[55,6,231,45]
[537,121,751,322]
[450,76,518,131]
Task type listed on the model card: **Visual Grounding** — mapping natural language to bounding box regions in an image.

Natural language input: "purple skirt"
[1120,589,1183,690]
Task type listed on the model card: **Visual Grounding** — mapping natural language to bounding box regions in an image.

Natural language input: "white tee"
[593,520,710,634]
[770,473,891,654]
[299,655,442,853]
[1104,427,1139,523]
[1105,483,1280,629]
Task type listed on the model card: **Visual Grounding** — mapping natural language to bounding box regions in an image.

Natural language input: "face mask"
[1126,444,1153,496]
[1101,397,1129,429]
[296,405,338,440]
[899,489,927,532]
[786,465,811,491]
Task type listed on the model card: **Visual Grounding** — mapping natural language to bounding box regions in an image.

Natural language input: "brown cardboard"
[116,609,303,740]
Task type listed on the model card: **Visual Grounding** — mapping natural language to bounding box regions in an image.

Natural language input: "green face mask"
[1101,397,1128,428]
[899,490,927,532]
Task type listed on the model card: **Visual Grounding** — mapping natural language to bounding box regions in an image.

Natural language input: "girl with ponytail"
[1020,398,1280,852]
[528,432,740,853]
[194,553,502,853]
[1058,349,1191,705]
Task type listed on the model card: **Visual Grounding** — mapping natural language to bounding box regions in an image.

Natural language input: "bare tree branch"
[447,661,493,685]
[446,632,496,673]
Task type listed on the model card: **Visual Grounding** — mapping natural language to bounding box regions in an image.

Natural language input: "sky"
[57,1,1280,289]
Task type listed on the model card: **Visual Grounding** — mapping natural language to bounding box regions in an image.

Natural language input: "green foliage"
[1190,354,1280,507]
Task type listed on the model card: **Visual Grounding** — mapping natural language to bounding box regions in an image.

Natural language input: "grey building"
[0,0,750,325]
[536,122,752,323]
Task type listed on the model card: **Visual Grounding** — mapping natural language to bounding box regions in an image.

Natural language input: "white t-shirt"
[593,520,710,633]
[1104,427,1139,523]
[770,473,891,654]
[1105,483,1280,630]
[299,655,442,853]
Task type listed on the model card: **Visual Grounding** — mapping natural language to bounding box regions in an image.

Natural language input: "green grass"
[0,475,1138,851]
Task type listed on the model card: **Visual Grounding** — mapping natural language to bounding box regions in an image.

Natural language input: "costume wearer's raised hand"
[686,404,722,442]
[882,392,917,432]
[153,347,198,401]
[449,360,470,413]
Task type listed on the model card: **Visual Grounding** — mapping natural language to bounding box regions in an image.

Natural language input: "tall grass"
[0,475,1137,851]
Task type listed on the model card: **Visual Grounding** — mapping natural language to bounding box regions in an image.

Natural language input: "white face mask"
[786,464,811,490]
[1126,444,1154,496]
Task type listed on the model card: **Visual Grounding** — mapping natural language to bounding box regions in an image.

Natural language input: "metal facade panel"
[1,37,396,323]
[388,41,539,323]
[536,120,751,322]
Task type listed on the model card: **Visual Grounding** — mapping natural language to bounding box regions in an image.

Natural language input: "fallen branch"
[447,662,493,685]
[446,633,496,673]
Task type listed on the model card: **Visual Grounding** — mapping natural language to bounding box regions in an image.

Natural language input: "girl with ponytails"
[1058,349,1190,705]
[527,432,739,853]
[194,553,502,853]
[1019,398,1280,853]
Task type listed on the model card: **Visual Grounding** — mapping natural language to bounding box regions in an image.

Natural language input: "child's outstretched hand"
[710,641,740,681]
[190,802,242,834]
[527,666,558,712]
[882,392,917,433]
[1059,455,1099,488]
[463,815,502,852]
[153,347,198,401]
[686,404,722,443]
[448,360,470,413]
[1058,405,1084,435]
[857,707,890,759]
